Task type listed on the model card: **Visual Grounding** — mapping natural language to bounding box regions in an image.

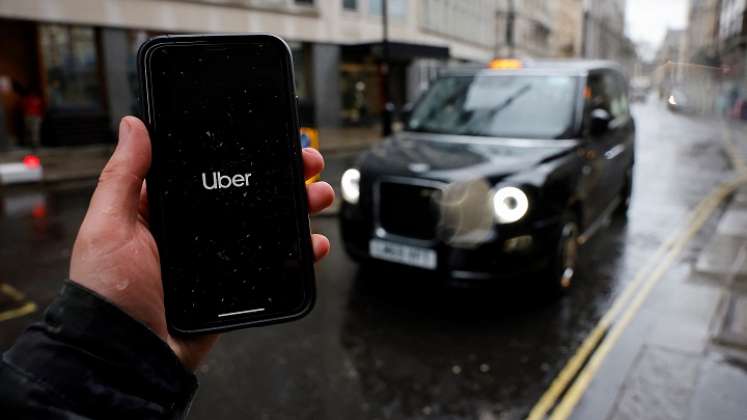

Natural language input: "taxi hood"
[361,132,580,182]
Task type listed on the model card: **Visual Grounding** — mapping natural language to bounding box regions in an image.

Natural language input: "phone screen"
[143,37,312,330]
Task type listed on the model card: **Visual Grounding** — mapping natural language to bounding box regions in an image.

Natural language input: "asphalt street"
[0,98,734,419]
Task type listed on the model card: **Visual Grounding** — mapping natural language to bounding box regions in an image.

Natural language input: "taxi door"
[578,71,626,227]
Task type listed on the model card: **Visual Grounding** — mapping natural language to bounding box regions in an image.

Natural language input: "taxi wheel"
[543,213,579,297]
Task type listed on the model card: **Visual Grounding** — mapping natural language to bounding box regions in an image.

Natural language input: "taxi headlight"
[341,168,361,204]
[492,186,529,224]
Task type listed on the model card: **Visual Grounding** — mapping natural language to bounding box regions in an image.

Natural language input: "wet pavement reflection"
[0,99,733,419]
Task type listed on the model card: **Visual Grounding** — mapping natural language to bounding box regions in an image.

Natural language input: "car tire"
[542,212,579,297]
[616,166,633,216]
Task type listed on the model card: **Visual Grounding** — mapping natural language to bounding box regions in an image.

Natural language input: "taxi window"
[586,71,629,121]
[611,73,630,119]
[407,75,579,139]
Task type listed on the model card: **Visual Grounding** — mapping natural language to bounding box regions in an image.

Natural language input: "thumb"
[86,116,152,226]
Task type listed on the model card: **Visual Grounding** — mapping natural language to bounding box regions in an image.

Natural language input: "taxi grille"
[378,182,441,240]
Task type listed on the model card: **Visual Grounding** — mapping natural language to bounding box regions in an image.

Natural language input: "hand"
[69,116,334,370]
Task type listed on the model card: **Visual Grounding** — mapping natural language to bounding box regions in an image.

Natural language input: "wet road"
[0,98,732,419]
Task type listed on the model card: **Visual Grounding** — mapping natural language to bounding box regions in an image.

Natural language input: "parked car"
[339,60,635,293]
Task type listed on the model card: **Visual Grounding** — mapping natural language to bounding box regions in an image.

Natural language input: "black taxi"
[339,60,635,293]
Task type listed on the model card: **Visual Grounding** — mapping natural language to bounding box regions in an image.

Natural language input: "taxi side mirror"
[589,108,612,137]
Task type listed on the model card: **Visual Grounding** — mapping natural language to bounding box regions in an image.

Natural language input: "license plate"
[369,239,437,270]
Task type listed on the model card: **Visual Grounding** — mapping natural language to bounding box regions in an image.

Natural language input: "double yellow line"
[0,282,37,322]
[527,172,747,420]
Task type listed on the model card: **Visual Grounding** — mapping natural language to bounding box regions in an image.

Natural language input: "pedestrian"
[0,116,335,419]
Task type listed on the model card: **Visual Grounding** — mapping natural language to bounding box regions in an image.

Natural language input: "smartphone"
[137,34,315,335]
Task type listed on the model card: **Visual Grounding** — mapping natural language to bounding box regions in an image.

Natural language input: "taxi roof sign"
[488,58,523,70]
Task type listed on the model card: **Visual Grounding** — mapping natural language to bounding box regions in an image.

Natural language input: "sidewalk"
[0,144,114,183]
[701,188,747,355]
[0,125,383,184]
[566,128,747,420]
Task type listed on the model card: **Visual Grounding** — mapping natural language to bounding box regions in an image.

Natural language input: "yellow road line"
[548,179,740,420]
[525,238,671,420]
[527,175,746,420]
[0,302,37,322]
[0,283,27,301]
[527,180,724,420]
[0,282,38,322]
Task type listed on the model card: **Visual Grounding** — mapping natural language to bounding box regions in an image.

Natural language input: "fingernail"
[118,118,132,144]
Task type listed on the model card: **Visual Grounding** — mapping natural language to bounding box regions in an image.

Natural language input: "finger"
[302,148,324,180]
[86,116,151,227]
[312,233,330,262]
[307,181,335,215]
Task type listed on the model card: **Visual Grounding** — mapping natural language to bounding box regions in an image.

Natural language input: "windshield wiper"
[458,84,532,136]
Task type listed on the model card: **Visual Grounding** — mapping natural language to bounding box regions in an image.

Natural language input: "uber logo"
[201,171,252,190]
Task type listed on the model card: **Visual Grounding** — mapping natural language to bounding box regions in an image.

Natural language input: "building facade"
[656,29,687,65]
[720,0,747,78]
[719,0,747,116]
[0,0,502,149]
[686,0,722,65]
[652,29,686,101]
[549,0,583,58]
[494,0,553,58]
[584,0,627,57]
[584,0,636,75]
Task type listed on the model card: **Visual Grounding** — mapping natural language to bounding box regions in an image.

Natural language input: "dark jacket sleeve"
[0,281,198,420]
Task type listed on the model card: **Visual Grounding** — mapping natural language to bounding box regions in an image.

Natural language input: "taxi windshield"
[407,74,579,139]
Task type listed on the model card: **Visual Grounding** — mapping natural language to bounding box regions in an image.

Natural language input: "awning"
[342,41,450,61]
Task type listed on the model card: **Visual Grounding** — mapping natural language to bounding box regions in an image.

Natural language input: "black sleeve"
[0,281,198,420]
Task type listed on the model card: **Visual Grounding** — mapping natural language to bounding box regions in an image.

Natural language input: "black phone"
[137,34,315,335]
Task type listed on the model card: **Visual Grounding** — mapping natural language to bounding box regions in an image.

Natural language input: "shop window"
[341,62,380,125]
[369,0,407,17]
[40,25,103,109]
